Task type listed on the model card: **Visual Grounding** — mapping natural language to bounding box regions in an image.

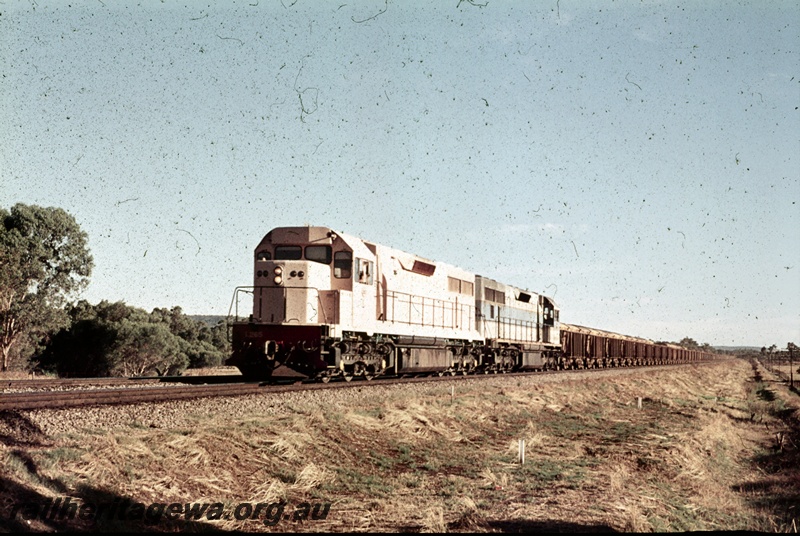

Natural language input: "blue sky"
[1,0,798,347]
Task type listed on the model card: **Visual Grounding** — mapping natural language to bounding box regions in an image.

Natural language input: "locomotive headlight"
[257,270,263,277]
[298,271,304,278]
[273,275,283,285]
[290,270,297,277]
[274,266,283,275]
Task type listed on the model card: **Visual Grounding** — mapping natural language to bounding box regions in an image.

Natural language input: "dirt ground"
[1,358,798,532]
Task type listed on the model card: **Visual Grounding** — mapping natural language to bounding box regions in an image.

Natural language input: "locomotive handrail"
[229,285,476,331]
[381,289,474,331]
[227,286,254,322]
[226,286,331,325]
[476,311,546,344]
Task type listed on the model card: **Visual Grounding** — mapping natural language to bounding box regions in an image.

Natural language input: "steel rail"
[0,374,254,391]
[0,382,284,411]
[0,360,725,412]
[1,377,162,390]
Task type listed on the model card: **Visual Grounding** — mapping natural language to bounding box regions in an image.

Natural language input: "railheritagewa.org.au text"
[9,497,330,526]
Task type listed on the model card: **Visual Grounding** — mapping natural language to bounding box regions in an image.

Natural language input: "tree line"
[35,302,228,377]
[1,203,228,377]
[673,337,715,351]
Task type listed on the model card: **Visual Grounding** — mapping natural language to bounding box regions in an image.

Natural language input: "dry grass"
[1,359,798,532]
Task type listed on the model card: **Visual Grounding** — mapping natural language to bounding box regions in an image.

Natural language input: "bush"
[35,301,230,377]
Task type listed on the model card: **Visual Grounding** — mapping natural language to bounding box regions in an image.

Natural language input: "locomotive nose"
[256,262,305,283]
[257,261,315,287]
[256,260,335,298]
[256,265,288,285]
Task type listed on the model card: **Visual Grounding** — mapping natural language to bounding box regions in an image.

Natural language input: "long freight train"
[226,226,713,380]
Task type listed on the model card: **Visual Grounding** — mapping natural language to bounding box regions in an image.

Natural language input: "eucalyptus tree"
[0,204,93,371]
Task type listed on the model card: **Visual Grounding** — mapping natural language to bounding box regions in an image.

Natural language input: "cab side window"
[355,258,373,285]
[334,251,352,279]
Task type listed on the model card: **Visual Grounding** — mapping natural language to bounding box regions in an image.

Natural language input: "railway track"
[0,381,287,411]
[1,377,162,391]
[0,361,723,412]
[0,374,253,392]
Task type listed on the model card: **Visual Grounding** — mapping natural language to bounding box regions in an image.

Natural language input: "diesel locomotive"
[226,226,713,380]
[226,226,560,380]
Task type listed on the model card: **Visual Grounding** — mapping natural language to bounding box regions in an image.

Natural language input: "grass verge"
[1,359,797,532]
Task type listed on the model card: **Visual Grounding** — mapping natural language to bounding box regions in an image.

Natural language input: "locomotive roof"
[332,229,379,260]
[260,226,376,260]
[333,229,475,279]
[263,225,542,286]
[475,275,557,307]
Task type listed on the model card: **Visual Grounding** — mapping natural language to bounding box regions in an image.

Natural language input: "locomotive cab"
[228,226,378,379]
[250,227,367,326]
[254,245,336,325]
